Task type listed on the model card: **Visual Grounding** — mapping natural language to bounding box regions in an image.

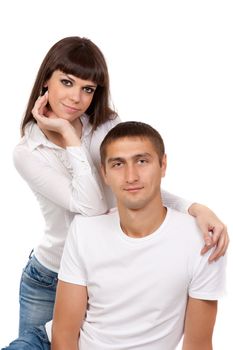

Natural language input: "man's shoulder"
[168,207,196,225]
[167,208,202,242]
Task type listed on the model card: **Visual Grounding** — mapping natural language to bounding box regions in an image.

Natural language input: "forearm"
[67,146,108,214]
[52,282,86,350]
[161,189,192,213]
[182,298,217,350]
[62,127,81,147]
[51,330,78,350]
[188,203,206,216]
[182,338,213,350]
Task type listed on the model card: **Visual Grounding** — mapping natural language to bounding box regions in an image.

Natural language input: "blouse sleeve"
[161,189,193,214]
[13,144,108,216]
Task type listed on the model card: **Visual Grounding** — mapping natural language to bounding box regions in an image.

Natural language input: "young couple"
[2,36,228,349]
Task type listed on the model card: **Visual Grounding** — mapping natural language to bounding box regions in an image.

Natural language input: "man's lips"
[124,187,144,192]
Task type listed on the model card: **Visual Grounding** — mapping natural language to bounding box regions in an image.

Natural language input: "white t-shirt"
[13,114,192,272]
[52,208,226,349]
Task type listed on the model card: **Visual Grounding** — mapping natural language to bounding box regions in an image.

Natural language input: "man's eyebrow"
[107,153,153,164]
[133,153,152,159]
[107,157,125,164]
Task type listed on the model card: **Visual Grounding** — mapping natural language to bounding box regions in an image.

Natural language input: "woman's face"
[45,70,97,122]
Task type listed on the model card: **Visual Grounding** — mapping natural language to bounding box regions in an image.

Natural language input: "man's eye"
[61,79,72,86]
[112,162,123,168]
[138,159,147,164]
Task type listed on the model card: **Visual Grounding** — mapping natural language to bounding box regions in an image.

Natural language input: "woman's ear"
[40,86,48,96]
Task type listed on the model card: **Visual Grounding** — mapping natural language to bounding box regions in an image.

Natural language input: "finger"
[201,233,229,261]
[200,230,214,255]
[208,234,228,262]
[45,109,57,119]
[200,241,215,255]
[38,93,49,115]
[216,233,229,259]
[203,230,214,247]
[32,93,48,118]
[211,223,225,245]
[36,93,48,108]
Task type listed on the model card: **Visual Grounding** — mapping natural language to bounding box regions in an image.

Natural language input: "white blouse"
[13,114,192,272]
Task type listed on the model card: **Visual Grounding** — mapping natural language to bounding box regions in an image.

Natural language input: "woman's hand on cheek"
[32,91,49,123]
[32,92,70,135]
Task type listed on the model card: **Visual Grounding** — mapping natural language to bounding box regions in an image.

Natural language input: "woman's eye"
[61,79,72,87]
[83,87,95,94]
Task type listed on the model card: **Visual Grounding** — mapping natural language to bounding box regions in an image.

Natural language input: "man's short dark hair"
[100,121,165,166]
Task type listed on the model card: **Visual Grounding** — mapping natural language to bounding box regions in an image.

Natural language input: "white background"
[0,0,232,348]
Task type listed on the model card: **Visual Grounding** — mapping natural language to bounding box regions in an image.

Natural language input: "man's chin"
[124,199,146,210]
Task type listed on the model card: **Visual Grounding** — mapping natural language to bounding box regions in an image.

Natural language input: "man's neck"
[118,196,167,238]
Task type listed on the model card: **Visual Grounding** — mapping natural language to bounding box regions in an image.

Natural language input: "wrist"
[188,203,205,217]
[62,128,81,147]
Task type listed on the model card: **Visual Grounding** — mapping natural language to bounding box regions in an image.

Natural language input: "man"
[4,122,226,349]
[51,121,225,349]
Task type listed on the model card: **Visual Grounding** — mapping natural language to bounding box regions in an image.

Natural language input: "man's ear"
[161,154,167,178]
[101,165,109,185]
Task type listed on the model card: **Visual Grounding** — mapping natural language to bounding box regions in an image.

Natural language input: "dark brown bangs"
[53,46,106,86]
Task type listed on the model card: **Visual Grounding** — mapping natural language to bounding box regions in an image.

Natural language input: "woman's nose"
[70,88,81,103]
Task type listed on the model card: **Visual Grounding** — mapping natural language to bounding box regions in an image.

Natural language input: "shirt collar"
[80,114,93,137]
[24,122,51,151]
[24,114,92,151]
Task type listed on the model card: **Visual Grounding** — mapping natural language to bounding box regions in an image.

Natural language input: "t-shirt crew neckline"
[114,207,171,244]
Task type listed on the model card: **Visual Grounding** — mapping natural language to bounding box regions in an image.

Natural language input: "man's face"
[102,137,167,210]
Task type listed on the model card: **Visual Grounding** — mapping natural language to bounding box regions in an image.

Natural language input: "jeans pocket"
[22,259,57,290]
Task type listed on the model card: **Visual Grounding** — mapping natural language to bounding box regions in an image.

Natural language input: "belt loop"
[28,249,34,259]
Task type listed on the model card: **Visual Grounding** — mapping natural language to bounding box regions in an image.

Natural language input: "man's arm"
[182,297,217,350]
[51,280,87,350]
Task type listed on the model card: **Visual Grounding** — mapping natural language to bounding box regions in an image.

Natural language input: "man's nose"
[125,164,139,183]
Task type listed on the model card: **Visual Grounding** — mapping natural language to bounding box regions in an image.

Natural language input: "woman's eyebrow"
[63,73,97,87]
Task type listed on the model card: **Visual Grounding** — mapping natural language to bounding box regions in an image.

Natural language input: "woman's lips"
[62,103,81,113]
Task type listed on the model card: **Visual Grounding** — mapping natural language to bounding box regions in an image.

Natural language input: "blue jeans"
[2,326,50,350]
[19,254,58,335]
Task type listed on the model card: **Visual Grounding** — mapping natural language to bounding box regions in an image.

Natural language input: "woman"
[13,36,228,335]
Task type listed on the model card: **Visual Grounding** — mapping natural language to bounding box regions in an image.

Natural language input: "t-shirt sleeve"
[189,248,226,300]
[58,217,87,286]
